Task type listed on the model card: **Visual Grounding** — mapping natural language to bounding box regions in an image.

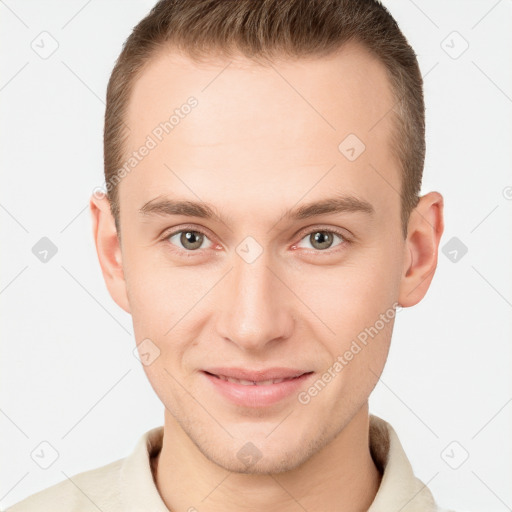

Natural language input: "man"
[7,0,454,510]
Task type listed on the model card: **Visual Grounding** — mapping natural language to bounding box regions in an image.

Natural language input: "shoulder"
[5,457,125,512]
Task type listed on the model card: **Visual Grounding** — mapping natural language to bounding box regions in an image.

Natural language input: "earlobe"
[398,191,444,308]
[89,194,131,314]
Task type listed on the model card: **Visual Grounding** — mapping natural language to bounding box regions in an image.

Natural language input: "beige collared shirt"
[6,414,455,511]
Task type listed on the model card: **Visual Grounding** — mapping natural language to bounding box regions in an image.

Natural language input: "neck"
[154,403,381,512]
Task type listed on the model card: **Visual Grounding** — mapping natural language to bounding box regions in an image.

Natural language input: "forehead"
[121,42,399,219]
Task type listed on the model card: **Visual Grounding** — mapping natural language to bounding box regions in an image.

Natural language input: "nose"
[215,252,294,353]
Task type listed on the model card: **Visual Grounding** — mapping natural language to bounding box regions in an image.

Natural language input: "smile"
[201,369,315,407]
[207,373,300,386]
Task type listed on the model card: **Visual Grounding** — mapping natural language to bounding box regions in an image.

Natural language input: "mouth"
[203,371,310,386]
[201,368,315,407]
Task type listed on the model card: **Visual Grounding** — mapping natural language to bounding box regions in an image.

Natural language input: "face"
[95,42,438,474]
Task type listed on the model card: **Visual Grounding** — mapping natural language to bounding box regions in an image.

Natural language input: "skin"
[90,41,444,512]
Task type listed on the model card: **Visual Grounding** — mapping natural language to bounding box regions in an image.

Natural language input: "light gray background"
[1,1,511,511]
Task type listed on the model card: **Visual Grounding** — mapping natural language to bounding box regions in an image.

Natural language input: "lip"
[202,367,314,408]
[203,367,309,382]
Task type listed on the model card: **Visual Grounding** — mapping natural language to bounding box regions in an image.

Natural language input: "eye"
[167,229,213,251]
[162,226,349,255]
[294,229,347,251]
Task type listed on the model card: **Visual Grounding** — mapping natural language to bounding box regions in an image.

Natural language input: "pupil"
[312,231,332,250]
[182,231,202,250]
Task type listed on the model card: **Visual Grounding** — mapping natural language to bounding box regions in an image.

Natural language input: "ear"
[89,193,131,314]
[398,191,444,307]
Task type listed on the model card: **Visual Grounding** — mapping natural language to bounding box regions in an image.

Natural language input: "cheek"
[309,273,397,412]
[289,244,402,399]
[123,247,222,370]
[299,246,401,339]
[122,248,194,338]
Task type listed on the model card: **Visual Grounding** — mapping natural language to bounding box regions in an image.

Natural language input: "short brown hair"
[104,0,425,237]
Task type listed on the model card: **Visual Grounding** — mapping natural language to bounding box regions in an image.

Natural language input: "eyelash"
[160,224,351,257]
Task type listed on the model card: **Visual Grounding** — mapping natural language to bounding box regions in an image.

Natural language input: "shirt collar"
[119,414,440,511]
[119,424,169,512]
[367,414,439,511]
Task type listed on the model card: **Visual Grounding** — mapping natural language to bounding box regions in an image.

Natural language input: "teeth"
[226,377,254,385]
[255,379,280,386]
[217,375,291,385]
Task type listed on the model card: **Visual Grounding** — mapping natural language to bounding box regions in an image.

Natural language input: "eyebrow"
[138,194,374,224]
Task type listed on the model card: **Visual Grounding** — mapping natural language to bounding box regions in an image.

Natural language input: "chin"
[196,425,332,475]
[207,448,308,475]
